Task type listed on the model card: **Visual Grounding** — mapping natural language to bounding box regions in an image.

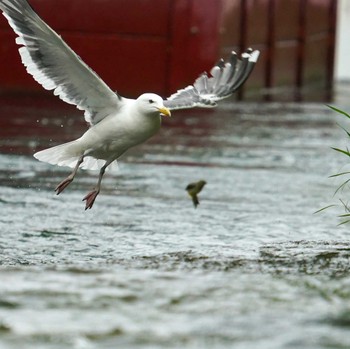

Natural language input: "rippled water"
[1,96,350,348]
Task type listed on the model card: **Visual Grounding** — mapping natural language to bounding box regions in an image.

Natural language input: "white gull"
[0,0,260,209]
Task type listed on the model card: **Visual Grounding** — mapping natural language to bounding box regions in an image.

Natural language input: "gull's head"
[136,93,171,117]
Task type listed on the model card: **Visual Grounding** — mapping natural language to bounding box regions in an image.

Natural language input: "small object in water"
[0,0,259,210]
[186,180,207,208]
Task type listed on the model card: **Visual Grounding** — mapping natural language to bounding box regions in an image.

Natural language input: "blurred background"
[0,0,348,102]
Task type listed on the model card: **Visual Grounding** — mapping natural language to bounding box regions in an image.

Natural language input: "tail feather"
[34,141,78,167]
[191,194,199,208]
[34,141,118,171]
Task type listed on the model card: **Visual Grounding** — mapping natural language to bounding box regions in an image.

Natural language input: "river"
[0,95,350,348]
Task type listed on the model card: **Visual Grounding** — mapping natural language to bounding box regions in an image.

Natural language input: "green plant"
[315,105,350,225]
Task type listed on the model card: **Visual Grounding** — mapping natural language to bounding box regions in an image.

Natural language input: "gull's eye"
[148,99,154,104]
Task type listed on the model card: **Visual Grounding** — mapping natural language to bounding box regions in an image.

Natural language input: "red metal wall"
[0,0,337,101]
[217,0,337,101]
[0,0,173,97]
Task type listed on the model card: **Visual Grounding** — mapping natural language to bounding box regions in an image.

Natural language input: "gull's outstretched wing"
[164,49,260,111]
[0,0,123,125]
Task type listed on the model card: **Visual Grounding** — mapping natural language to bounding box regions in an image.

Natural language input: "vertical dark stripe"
[265,0,275,101]
[165,0,175,97]
[296,0,307,101]
[326,0,337,101]
[237,0,247,100]
[239,0,247,53]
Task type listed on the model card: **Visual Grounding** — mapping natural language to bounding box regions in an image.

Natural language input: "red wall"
[0,0,337,101]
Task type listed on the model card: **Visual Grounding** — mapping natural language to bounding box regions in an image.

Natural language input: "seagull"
[186,180,207,208]
[0,0,260,210]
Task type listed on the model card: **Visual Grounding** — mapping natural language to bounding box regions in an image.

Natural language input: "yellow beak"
[158,106,171,117]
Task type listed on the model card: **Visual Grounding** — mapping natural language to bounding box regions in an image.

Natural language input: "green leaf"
[313,205,337,214]
[336,123,350,138]
[339,198,350,212]
[327,105,350,119]
[331,147,350,157]
[329,171,350,178]
[338,213,350,218]
[338,219,350,226]
[334,179,350,197]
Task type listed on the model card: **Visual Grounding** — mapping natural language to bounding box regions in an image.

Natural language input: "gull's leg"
[82,161,110,210]
[55,155,84,195]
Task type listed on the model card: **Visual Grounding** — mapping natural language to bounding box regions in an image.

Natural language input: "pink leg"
[55,155,84,195]
[82,163,108,210]
[82,190,100,210]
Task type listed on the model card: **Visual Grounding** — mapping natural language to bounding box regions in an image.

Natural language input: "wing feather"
[164,49,260,111]
[0,0,122,125]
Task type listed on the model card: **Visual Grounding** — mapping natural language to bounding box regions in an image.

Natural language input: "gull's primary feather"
[164,49,260,111]
[0,0,122,125]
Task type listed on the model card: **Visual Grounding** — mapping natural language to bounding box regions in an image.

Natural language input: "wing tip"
[249,50,260,63]
[230,48,260,63]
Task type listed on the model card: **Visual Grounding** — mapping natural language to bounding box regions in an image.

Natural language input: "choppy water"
[1,96,350,349]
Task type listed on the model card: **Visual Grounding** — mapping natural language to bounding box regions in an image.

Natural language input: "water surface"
[0,96,350,348]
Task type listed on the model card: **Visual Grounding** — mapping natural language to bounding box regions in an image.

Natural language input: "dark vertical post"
[265,0,275,101]
[165,0,176,97]
[326,0,337,101]
[296,0,307,101]
[237,0,247,100]
[239,0,247,53]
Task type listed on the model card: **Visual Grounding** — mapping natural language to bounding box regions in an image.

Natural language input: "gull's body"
[0,0,259,209]
[36,95,163,171]
[77,99,161,163]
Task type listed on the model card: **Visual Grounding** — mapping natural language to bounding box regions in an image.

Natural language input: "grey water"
[1,97,350,349]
